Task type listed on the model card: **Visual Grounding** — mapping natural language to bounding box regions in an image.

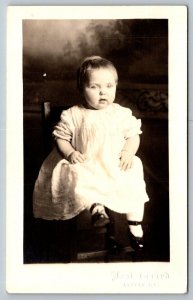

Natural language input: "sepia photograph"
[23,18,169,264]
[6,6,187,293]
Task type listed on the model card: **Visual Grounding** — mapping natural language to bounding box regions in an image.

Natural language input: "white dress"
[33,103,149,220]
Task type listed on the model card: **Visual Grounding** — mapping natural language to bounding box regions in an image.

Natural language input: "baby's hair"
[77,56,118,91]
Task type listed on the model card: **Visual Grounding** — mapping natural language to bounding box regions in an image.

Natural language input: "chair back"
[41,101,71,156]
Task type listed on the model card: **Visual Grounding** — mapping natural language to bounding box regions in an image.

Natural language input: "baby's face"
[83,67,117,110]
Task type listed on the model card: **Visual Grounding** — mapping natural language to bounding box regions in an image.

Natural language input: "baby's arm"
[56,138,86,164]
[119,134,140,171]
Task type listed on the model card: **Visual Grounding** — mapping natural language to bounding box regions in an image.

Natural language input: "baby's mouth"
[99,98,107,102]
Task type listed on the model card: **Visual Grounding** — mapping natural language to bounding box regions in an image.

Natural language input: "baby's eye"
[107,83,114,88]
[90,85,97,89]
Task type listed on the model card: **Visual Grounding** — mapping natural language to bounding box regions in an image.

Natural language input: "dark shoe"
[91,211,110,227]
[90,203,110,227]
[128,220,144,251]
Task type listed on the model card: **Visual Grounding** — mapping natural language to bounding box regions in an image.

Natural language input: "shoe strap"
[90,203,103,213]
[127,220,142,226]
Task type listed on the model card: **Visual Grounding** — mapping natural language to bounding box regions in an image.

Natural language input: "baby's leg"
[126,204,144,237]
[126,204,145,251]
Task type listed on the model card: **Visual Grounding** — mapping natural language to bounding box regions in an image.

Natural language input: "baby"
[33,56,149,251]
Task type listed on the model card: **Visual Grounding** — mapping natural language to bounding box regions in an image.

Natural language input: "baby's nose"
[99,88,106,95]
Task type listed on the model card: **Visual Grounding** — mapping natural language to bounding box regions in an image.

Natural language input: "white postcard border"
[6,6,187,294]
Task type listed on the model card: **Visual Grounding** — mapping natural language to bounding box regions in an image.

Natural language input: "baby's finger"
[122,162,128,171]
[82,154,87,160]
[119,159,125,170]
[75,156,84,163]
[76,153,85,163]
[80,153,87,160]
[124,163,130,171]
[125,161,132,170]
[79,153,87,162]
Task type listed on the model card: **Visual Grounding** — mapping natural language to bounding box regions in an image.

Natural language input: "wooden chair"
[41,101,134,262]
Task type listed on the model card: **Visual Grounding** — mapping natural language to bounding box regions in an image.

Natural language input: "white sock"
[129,225,143,238]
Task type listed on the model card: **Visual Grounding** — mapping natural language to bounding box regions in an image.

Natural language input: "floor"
[23,111,169,263]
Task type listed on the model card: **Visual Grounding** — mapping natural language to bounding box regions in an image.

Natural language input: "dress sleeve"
[120,106,142,139]
[52,108,75,142]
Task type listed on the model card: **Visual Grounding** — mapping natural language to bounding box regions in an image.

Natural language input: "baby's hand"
[68,151,86,164]
[119,150,133,171]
